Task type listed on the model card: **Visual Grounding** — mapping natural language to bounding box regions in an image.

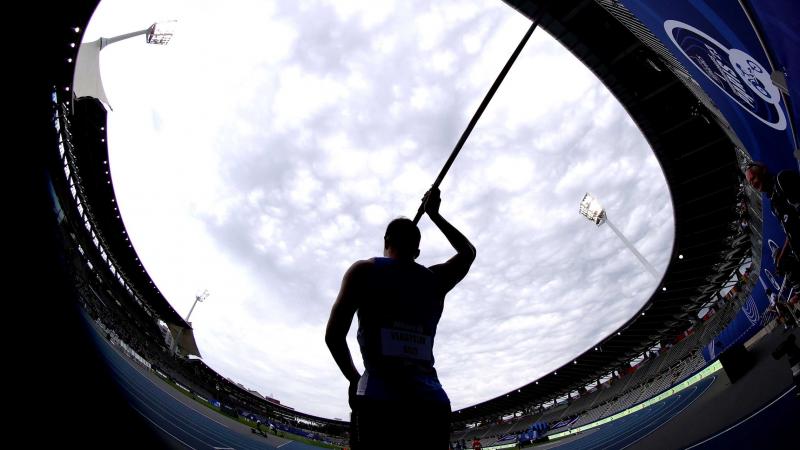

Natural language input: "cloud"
[89,0,674,419]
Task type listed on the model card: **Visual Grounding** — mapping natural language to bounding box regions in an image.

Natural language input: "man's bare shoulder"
[353,258,376,268]
[344,259,375,278]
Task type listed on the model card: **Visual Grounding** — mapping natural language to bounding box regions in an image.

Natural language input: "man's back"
[355,257,448,402]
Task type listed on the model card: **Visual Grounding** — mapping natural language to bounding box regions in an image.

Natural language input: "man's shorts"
[350,396,451,449]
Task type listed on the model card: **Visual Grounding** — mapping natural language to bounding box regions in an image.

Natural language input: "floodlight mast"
[186,289,209,322]
[171,289,206,358]
[72,21,176,110]
[97,21,176,49]
[579,193,658,279]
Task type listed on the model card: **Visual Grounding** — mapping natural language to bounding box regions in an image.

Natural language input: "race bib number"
[380,328,433,361]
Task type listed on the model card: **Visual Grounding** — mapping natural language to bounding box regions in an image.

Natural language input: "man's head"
[384,217,421,260]
[745,161,770,192]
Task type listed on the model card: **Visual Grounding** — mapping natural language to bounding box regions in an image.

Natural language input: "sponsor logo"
[742,295,759,325]
[664,20,786,130]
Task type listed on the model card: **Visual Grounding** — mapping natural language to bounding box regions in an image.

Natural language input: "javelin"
[412,9,547,224]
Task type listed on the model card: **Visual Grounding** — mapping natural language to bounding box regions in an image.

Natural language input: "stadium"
[31,0,799,448]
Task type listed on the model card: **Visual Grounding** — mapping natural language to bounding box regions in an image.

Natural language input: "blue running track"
[87,311,325,450]
[551,375,717,450]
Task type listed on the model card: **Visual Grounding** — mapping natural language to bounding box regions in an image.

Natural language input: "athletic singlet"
[355,257,450,404]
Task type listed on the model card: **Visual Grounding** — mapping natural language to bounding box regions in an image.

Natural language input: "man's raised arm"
[423,188,476,293]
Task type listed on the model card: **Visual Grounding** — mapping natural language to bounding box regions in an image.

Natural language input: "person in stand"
[746,162,799,272]
[326,187,476,449]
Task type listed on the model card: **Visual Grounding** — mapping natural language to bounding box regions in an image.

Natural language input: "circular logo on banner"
[764,269,780,291]
[742,295,759,325]
[664,20,786,130]
[728,48,781,104]
[768,239,781,259]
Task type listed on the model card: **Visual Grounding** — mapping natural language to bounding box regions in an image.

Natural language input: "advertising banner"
[616,0,798,361]
[618,0,796,169]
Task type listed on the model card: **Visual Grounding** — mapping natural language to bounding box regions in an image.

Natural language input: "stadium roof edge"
[447,0,749,424]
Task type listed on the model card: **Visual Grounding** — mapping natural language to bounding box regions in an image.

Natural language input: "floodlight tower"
[186,289,209,322]
[170,289,206,358]
[73,21,176,109]
[579,193,658,279]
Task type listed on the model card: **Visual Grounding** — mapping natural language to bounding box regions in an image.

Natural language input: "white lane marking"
[130,389,229,448]
[110,344,232,430]
[91,326,268,450]
[131,404,197,450]
[277,441,292,448]
[619,376,716,449]
[104,351,242,448]
[684,385,798,449]
[109,362,226,436]
[95,321,271,450]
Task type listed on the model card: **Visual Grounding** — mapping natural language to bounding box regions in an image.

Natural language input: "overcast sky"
[83,0,674,420]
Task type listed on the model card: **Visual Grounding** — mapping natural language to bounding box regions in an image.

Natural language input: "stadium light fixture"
[579,192,658,279]
[146,21,177,45]
[579,193,606,225]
